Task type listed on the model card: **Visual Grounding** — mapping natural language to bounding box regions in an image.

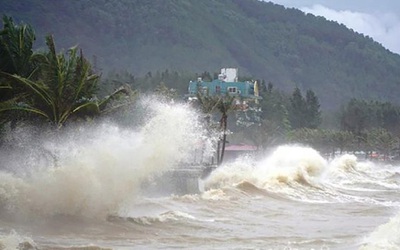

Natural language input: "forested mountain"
[2,0,400,109]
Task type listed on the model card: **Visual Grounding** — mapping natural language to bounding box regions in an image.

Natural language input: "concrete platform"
[141,165,217,196]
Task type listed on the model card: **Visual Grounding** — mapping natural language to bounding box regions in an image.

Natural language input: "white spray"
[0,99,209,219]
[205,145,328,190]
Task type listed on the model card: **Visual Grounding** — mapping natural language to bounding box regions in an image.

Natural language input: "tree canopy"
[0,16,134,129]
[2,0,400,110]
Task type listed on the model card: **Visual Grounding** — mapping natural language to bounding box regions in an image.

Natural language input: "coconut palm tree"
[0,35,134,128]
[0,15,36,129]
[196,92,236,165]
[215,95,236,165]
[0,15,35,78]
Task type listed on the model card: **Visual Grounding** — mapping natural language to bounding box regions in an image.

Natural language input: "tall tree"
[305,89,321,129]
[377,102,400,137]
[216,95,236,165]
[257,82,291,148]
[0,15,37,129]
[289,87,307,129]
[196,92,236,165]
[340,99,370,134]
[1,35,133,128]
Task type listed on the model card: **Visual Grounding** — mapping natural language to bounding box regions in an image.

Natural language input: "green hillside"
[1,0,400,109]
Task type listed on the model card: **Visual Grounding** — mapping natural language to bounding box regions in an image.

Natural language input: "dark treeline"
[237,80,400,160]
[101,66,400,160]
[2,0,400,110]
[2,15,400,162]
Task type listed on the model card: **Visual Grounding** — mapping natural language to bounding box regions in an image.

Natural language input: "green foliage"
[288,128,324,148]
[0,15,35,77]
[365,128,397,158]
[0,15,37,131]
[289,87,321,129]
[97,70,135,98]
[154,82,178,102]
[240,118,286,150]
[340,99,400,137]
[340,99,369,135]
[289,87,307,129]
[327,130,356,153]
[100,69,195,98]
[260,83,291,131]
[3,4,400,158]
[250,82,291,148]
[195,91,237,165]
[2,0,400,109]
[0,17,135,129]
[288,128,357,155]
[305,90,321,129]
[1,35,102,128]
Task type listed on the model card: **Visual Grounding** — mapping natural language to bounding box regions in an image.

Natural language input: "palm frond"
[0,72,53,105]
[0,102,50,120]
[72,102,100,114]
[98,85,133,110]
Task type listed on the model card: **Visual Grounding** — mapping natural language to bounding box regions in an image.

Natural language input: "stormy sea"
[0,100,399,250]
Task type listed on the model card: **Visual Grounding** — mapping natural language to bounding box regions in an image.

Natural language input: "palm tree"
[1,35,134,128]
[195,92,220,164]
[196,92,236,165]
[0,15,35,78]
[216,95,236,165]
[0,15,36,129]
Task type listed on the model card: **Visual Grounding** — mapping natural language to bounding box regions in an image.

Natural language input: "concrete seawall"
[142,166,216,196]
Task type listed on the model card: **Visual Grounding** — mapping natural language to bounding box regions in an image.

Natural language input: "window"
[228,87,237,93]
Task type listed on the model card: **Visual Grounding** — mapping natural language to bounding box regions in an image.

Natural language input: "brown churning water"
[0,100,399,249]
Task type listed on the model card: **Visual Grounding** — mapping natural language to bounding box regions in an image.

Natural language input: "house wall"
[188,80,254,98]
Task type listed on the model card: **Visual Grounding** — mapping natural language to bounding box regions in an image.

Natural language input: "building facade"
[187,68,261,101]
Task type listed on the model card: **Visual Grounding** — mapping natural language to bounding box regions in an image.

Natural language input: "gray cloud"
[268,0,400,13]
[301,5,400,54]
[268,0,400,55]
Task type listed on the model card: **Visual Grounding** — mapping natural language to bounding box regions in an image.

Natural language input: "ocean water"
[0,101,399,250]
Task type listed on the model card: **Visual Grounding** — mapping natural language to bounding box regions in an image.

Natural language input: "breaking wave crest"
[0,99,208,219]
[205,145,400,205]
[205,145,327,191]
[360,211,400,249]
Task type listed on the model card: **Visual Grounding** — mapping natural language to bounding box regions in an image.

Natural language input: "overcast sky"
[267,0,400,55]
